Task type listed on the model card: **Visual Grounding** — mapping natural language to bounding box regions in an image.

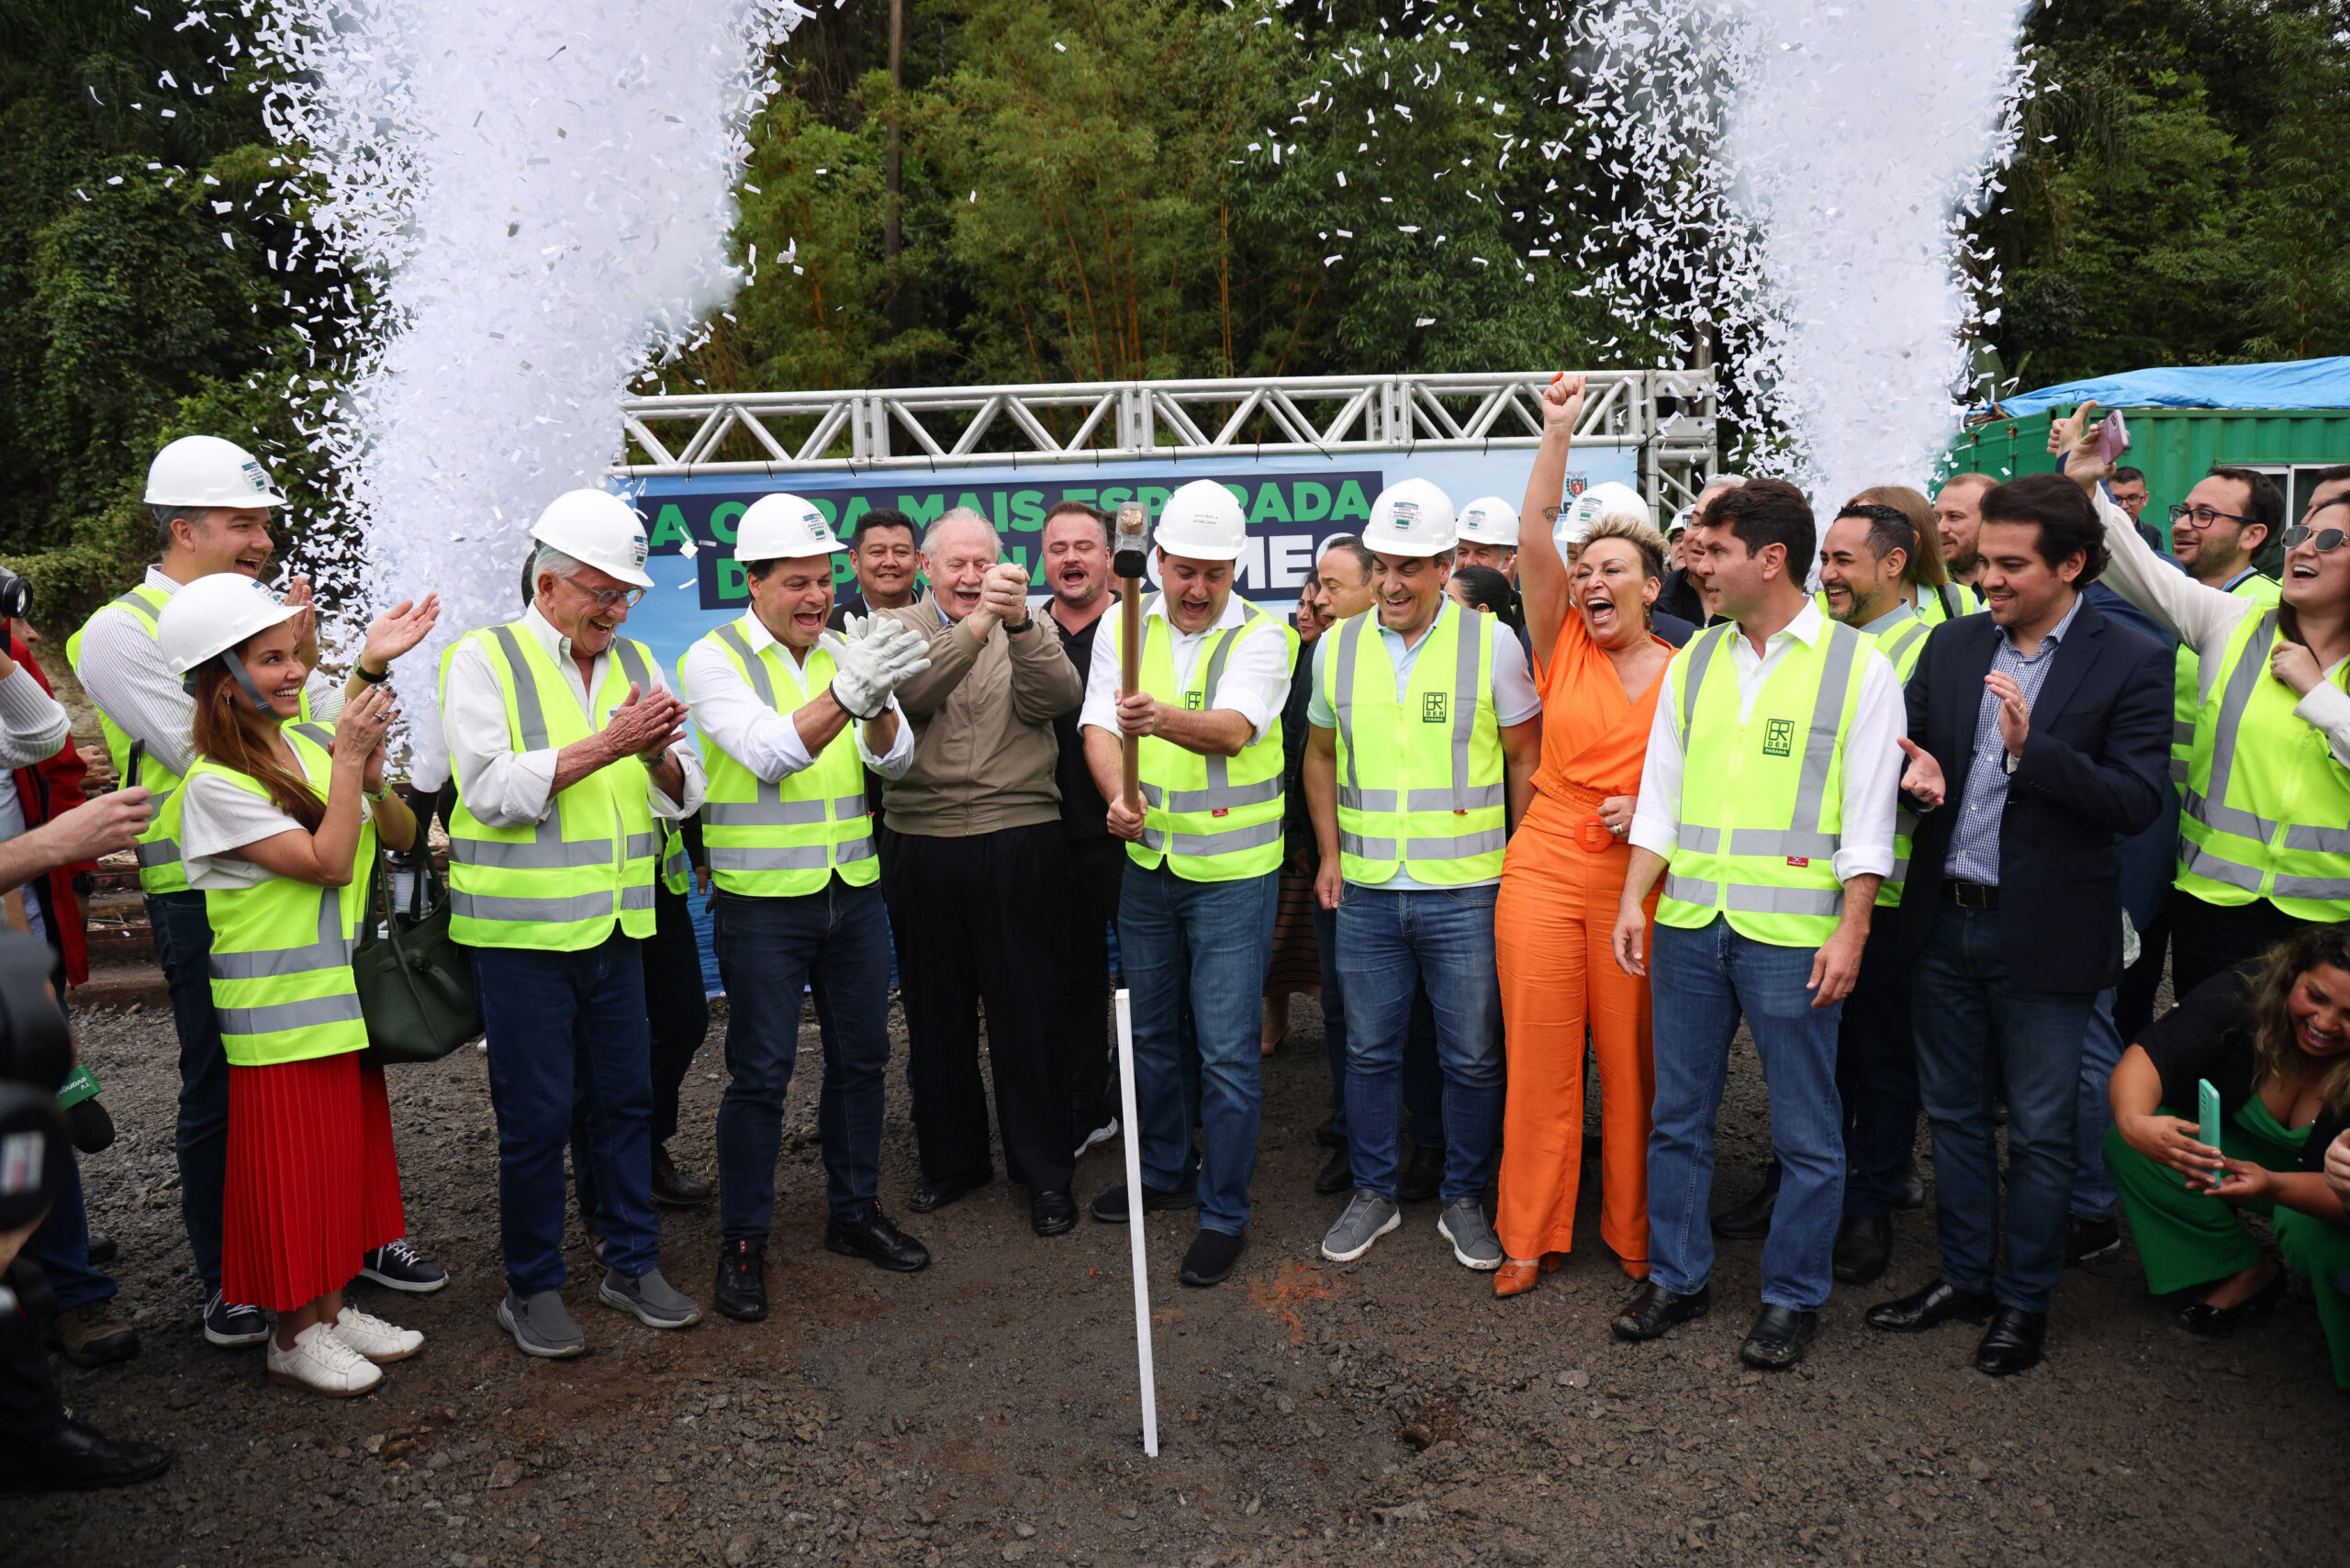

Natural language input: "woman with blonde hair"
[160,574,439,1397]
[2104,923,2350,1383]
[1492,375,1677,1294]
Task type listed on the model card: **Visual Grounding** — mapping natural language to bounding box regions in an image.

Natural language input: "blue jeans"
[711,881,891,1236]
[472,935,662,1294]
[147,890,229,1292]
[2073,987,2123,1223]
[1119,865,1278,1235]
[32,1149,116,1313]
[1337,885,1504,1203]
[1911,905,2092,1314]
[1648,917,1846,1312]
[1313,902,1444,1149]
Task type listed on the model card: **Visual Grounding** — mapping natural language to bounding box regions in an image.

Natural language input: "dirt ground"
[15,994,2349,1568]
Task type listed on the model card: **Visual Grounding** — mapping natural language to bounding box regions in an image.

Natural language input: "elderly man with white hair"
[872,509,1088,1238]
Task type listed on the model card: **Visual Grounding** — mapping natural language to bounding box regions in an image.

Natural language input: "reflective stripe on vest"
[688,618,877,897]
[443,623,661,950]
[1126,598,1294,881]
[1654,620,1866,946]
[2171,572,2279,787]
[1863,614,1925,905]
[195,725,372,1067]
[69,587,191,894]
[2176,608,2350,919]
[1326,606,1505,882]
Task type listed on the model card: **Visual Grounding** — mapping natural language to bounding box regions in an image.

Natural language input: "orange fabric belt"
[1544,780,1622,854]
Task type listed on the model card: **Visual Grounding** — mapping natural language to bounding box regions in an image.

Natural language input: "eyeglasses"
[562,579,646,610]
[2168,502,2255,532]
[2281,524,2349,554]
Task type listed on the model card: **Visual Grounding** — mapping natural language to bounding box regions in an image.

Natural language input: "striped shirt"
[1944,593,2085,886]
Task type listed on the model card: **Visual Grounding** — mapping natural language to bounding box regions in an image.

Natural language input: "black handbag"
[353,845,482,1066]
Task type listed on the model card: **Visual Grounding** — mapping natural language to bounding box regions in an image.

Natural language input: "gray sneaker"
[599,1267,702,1329]
[1320,1191,1402,1263]
[496,1290,586,1359]
[1438,1199,1504,1271]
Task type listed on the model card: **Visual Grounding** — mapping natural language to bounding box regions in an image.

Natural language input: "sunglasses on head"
[2282,524,2349,554]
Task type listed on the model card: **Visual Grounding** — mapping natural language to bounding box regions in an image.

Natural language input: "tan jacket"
[874,602,1083,837]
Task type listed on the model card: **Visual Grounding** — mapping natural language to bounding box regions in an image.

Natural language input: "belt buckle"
[1575,813,1615,853]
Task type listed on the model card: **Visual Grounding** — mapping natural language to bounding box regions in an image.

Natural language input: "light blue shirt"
[1944,593,2085,886]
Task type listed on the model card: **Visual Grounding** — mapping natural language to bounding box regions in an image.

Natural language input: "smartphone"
[2198,1077,2224,1190]
[2097,409,2131,465]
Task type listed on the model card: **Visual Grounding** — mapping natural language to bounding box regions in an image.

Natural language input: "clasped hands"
[823,613,934,720]
[1895,677,2031,810]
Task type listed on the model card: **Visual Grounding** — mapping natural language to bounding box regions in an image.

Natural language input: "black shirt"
[2138,964,2350,1172]
[1051,593,1118,839]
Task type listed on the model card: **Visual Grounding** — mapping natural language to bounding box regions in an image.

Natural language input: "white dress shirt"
[1630,598,1905,884]
[0,666,72,852]
[1078,592,1294,745]
[73,566,345,778]
[678,610,913,783]
[441,605,706,829]
[2090,487,2350,768]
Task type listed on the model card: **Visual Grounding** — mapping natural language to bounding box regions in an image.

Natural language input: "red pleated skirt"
[221,1051,407,1311]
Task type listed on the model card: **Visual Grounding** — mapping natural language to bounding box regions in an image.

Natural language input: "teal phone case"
[2198,1078,2224,1189]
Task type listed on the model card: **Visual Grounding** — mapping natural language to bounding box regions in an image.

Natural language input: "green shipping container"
[1943,406,2350,550]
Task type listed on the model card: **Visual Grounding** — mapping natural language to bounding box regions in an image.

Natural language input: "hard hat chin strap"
[182,649,275,715]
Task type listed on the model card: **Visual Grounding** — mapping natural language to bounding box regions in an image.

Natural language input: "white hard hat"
[1457,496,1520,548]
[1153,479,1248,562]
[1559,480,1653,544]
[156,574,301,678]
[1362,478,1457,559]
[530,489,654,588]
[145,435,285,510]
[733,492,844,562]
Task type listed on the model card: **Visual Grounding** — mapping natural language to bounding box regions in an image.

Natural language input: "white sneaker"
[266,1321,384,1397]
[331,1305,425,1364]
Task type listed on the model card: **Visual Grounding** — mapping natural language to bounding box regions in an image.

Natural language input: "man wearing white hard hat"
[1080,478,1299,1287]
[441,487,709,1358]
[70,434,445,1351]
[1305,478,1543,1277]
[677,494,934,1323]
[1456,496,1521,581]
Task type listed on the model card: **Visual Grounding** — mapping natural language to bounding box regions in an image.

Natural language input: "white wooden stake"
[1113,988,1158,1457]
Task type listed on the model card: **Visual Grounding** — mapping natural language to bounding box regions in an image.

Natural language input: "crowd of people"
[7,381,2350,1497]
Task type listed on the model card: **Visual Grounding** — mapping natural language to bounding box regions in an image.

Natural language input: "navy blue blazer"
[1896,595,2172,993]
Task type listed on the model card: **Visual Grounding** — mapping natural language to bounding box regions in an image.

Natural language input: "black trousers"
[882,823,1074,1194]
[0,1268,62,1441]
[1835,925,1919,1219]
[574,878,711,1218]
[2113,901,2172,1051]
[2170,892,2323,1001]
[1057,835,1126,1123]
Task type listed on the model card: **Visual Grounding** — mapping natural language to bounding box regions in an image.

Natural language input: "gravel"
[17,996,2348,1566]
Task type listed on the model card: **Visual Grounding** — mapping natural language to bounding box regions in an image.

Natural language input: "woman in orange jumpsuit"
[1493,373,1677,1296]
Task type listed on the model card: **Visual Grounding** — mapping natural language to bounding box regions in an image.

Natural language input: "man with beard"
[1932,473,1995,599]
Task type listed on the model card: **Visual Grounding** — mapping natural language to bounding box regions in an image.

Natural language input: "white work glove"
[822,615,932,720]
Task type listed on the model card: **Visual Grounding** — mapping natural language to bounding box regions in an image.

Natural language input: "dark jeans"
[2171,892,2324,1001]
[572,878,710,1223]
[882,823,1074,1195]
[1911,904,2094,1315]
[1835,924,1919,1219]
[1312,901,1444,1150]
[473,935,661,1295]
[146,889,229,1292]
[31,1151,116,1313]
[711,879,892,1236]
[1058,835,1126,1126]
[0,1293,62,1441]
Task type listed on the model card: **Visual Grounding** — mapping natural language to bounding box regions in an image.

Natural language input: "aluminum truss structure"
[614,369,1722,511]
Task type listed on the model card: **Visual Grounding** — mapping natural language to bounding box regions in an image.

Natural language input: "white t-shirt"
[180,769,374,890]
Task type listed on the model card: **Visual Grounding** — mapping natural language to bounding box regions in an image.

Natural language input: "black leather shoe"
[2177,1266,2286,1337]
[650,1143,713,1208]
[1315,1116,1345,1150]
[1712,1162,1780,1239]
[1395,1142,1445,1204]
[1609,1281,1712,1342]
[1314,1148,1353,1195]
[826,1208,931,1272]
[713,1238,767,1323]
[85,1233,118,1267]
[1740,1305,1818,1370]
[2065,1214,2121,1267]
[1831,1214,1892,1285]
[1179,1228,1247,1286]
[1974,1306,2047,1376]
[1866,1277,1997,1334]
[0,1418,172,1495]
[1894,1154,1927,1211]
[907,1165,992,1215]
[1032,1190,1078,1237]
[1089,1182,1199,1223]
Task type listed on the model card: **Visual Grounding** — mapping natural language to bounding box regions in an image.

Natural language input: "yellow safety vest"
[442,622,661,951]
[2172,572,2280,788]
[1324,603,1506,886]
[1126,598,1296,882]
[1861,611,1929,910]
[2176,606,2350,921]
[687,617,876,898]
[1655,620,1873,946]
[190,722,373,1068]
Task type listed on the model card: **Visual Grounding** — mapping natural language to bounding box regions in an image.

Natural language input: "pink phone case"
[2097,410,2130,465]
